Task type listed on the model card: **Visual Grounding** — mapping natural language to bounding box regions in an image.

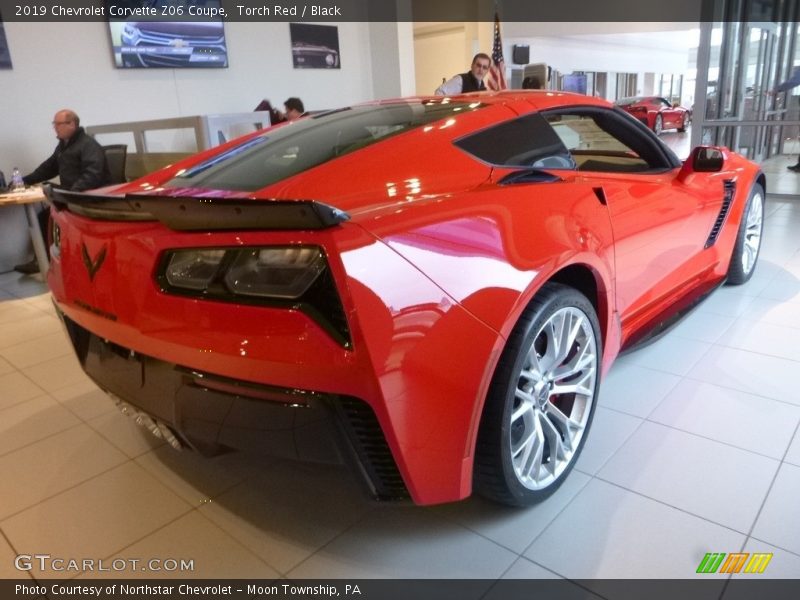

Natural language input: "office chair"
[102,144,128,184]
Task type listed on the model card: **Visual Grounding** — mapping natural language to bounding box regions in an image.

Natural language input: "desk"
[0,187,49,275]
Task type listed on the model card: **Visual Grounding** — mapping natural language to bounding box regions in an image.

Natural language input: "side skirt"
[619,278,725,354]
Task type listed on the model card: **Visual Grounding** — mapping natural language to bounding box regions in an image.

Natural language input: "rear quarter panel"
[350,178,617,492]
[354,179,616,346]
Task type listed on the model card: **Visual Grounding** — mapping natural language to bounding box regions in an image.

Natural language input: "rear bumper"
[58,310,408,501]
[47,207,505,505]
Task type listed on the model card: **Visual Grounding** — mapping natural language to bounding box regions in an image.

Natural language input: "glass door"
[693,0,800,165]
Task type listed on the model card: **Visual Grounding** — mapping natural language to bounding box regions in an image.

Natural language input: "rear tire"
[726,183,764,285]
[474,283,601,506]
[678,112,689,132]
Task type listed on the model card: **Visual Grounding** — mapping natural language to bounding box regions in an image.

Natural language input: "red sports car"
[615,95,691,135]
[46,91,764,507]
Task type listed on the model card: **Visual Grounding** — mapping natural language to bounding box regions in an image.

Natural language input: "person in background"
[13,108,110,275]
[770,65,800,172]
[435,53,491,95]
[254,97,306,124]
[282,97,306,121]
[522,75,542,90]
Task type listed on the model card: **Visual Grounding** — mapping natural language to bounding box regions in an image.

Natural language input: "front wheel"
[726,183,764,285]
[474,283,601,506]
[653,114,663,135]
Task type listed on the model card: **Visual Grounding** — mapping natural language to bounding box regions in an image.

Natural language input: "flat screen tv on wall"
[107,1,228,69]
[563,73,588,95]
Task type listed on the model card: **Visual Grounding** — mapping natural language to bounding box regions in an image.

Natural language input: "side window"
[453,112,576,170]
[544,112,654,173]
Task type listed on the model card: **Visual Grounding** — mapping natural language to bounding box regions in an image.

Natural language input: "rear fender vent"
[331,396,409,501]
[704,180,736,249]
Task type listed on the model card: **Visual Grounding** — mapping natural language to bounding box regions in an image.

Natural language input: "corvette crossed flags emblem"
[81,243,107,282]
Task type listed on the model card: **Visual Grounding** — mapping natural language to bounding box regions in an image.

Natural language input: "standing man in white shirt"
[434,53,491,96]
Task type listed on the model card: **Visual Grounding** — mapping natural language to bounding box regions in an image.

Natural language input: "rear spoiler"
[45,186,350,231]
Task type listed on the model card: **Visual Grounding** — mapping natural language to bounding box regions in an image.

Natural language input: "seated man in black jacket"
[14,109,111,274]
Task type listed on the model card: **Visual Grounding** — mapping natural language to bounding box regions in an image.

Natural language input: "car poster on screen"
[289,23,340,69]
[106,0,228,68]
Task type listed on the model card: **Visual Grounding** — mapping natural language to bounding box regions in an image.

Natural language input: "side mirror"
[677,146,726,183]
[691,146,725,172]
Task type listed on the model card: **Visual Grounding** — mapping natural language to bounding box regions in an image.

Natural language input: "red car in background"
[46,91,764,507]
[615,95,691,135]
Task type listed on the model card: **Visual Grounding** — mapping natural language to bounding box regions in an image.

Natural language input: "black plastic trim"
[57,311,407,502]
[48,188,350,231]
[704,180,736,249]
[497,169,562,185]
[592,186,608,205]
[331,396,410,501]
[620,278,724,353]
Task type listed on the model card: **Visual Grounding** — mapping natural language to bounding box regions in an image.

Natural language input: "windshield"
[166,100,484,192]
[615,97,647,106]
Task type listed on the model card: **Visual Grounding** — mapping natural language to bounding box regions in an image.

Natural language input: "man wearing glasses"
[13,109,110,274]
[434,53,491,96]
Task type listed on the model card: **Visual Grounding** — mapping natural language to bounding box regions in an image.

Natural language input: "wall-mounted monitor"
[563,73,588,95]
[107,1,228,69]
[512,44,529,65]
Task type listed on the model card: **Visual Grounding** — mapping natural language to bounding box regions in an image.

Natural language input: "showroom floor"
[1,183,800,586]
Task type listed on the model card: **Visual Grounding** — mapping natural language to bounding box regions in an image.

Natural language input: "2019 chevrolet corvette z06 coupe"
[615,95,691,135]
[46,91,765,507]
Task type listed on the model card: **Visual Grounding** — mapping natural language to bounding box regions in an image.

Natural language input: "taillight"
[157,245,350,347]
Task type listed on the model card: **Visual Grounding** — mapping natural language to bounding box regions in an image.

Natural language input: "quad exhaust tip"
[112,395,183,451]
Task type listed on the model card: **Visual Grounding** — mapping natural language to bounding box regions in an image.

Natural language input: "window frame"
[453,104,681,175]
[540,105,682,173]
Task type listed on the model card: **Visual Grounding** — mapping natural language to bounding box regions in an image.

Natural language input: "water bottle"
[11,167,24,190]
[0,169,6,189]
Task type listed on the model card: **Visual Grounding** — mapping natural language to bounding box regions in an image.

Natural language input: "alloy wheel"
[654,115,663,135]
[509,306,598,490]
[742,189,763,275]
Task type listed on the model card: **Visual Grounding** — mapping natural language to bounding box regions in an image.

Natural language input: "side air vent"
[704,180,736,249]
[332,396,409,501]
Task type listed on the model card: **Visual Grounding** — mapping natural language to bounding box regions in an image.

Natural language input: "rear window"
[166,101,484,191]
[454,112,574,169]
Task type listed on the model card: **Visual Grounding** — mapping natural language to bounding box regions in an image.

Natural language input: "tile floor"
[1,194,800,586]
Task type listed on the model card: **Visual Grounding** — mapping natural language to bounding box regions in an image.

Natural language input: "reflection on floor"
[761,154,800,196]
[1,196,800,585]
[659,128,692,160]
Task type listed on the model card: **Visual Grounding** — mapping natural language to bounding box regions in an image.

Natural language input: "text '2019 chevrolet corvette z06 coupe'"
[46,91,765,507]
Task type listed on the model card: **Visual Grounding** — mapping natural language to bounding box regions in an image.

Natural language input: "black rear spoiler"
[45,186,350,231]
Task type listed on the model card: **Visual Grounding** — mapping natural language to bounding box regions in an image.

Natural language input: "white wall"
[413,22,492,96]
[0,21,413,175]
[369,22,416,99]
[505,35,691,76]
[414,24,469,96]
